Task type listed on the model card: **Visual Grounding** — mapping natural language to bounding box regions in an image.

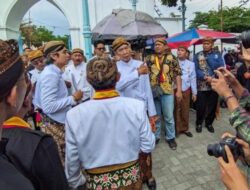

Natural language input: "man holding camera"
[211,69,250,190]
[194,37,224,133]
[217,134,250,190]
[210,30,250,190]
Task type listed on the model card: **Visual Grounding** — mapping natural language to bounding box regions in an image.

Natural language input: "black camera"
[130,36,147,51]
[207,137,244,163]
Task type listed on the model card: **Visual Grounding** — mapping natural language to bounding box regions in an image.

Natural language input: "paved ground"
[142,109,236,190]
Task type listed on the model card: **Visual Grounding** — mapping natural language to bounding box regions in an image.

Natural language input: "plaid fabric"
[86,162,141,190]
[229,89,250,142]
[40,116,65,166]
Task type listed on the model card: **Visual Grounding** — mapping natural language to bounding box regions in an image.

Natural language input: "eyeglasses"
[97,47,105,51]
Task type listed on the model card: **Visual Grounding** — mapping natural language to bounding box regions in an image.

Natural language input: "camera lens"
[207,144,222,157]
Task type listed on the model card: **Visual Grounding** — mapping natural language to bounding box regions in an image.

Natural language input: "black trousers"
[196,90,218,126]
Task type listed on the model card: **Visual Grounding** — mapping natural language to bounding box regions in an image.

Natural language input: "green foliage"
[189,7,250,33]
[20,25,69,48]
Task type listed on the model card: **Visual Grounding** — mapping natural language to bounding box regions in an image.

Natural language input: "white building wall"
[156,17,182,37]
[52,0,84,48]
[88,0,155,30]
[0,0,182,49]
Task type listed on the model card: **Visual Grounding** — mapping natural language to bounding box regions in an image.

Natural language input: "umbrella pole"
[193,45,196,60]
[142,48,145,62]
[221,40,223,53]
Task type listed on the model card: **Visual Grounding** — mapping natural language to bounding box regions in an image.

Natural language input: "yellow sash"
[3,116,30,129]
[93,89,120,99]
[155,56,166,81]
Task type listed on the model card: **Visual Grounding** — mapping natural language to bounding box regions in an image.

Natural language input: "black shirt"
[0,138,34,190]
[2,128,69,190]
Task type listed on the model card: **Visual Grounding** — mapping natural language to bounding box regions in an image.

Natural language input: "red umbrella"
[166,28,237,49]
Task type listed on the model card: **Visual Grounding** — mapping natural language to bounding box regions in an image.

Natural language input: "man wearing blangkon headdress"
[194,37,224,133]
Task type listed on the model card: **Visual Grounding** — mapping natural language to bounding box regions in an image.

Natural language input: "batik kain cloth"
[40,114,65,166]
[85,161,142,190]
[139,152,153,182]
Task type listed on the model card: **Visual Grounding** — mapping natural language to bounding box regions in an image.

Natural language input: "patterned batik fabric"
[196,52,213,91]
[139,152,153,182]
[86,162,142,190]
[40,115,65,166]
[146,53,182,95]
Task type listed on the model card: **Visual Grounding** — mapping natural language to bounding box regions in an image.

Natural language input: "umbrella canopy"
[92,9,167,42]
[146,28,237,49]
[166,28,237,49]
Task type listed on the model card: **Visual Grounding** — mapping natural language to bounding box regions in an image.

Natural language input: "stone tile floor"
[142,109,236,190]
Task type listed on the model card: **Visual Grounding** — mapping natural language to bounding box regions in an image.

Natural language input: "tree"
[189,7,250,33]
[20,25,69,48]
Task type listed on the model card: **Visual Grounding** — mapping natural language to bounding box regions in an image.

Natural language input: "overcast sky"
[23,0,250,36]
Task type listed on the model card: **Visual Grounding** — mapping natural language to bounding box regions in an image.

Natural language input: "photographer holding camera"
[217,137,249,190]
[210,68,250,189]
[210,30,250,190]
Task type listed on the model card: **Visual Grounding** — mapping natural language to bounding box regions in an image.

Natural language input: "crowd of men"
[1,32,250,190]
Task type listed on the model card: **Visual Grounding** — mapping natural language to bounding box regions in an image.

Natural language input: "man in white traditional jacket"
[34,41,83,165]
[28,50,45,85]
[63,48,93,102]
[113,37,157,190]
[65,57,155,190]
[27,50,45,129]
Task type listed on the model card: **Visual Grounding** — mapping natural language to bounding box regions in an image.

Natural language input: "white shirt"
[63,62,93,101]
[34,64,76,124]
[65,96,155,188]
[29,68,43,106]
[178,59,197,95]
[116,59,156,117]
[29,68,42,85]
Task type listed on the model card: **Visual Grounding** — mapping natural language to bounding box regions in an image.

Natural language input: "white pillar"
[69,27,83,49]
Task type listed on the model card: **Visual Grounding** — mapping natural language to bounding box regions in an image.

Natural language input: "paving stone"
[188,186,205,190]
[174,181,191,190]
[162,178,179,188]
[142,109,234,190]
[170,157,181,165]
